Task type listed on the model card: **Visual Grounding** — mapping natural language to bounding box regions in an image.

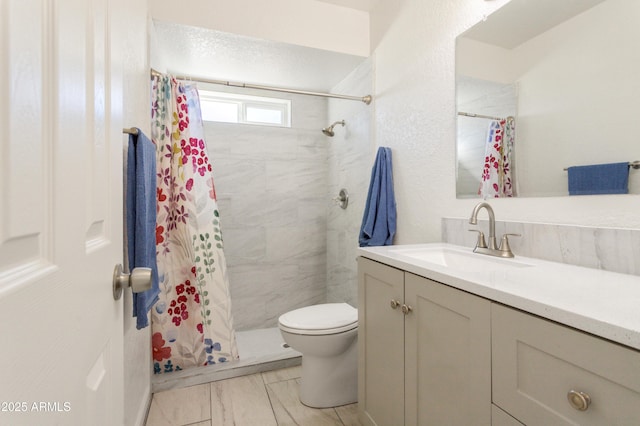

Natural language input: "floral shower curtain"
[479,117,516,198]
[150,75,238,374]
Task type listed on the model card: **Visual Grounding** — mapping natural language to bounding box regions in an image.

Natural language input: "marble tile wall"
[326,58,374,308]
[204,91,329,331]
[442,218,640,276]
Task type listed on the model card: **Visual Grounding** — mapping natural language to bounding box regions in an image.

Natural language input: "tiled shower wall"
[326,58,374,307]
[443,218,640,276]
[205,91,329,331]
[203,58,373,330]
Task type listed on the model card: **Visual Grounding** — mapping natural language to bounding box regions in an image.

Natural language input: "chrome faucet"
[469,202,497,250]
[468,202,519,258]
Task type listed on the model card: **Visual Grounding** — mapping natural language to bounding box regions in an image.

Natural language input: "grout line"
[262,378,279,425]
[335,407,349,426]
[208,382,213,426]
[182,421,212,426]
[274,386,300,426]
[334,408,344,426]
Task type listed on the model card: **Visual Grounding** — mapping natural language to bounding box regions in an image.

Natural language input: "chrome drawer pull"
[567,390,591,411]
[401,304,413,315]
[390,299,401,309]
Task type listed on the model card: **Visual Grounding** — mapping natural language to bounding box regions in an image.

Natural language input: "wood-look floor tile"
[335,404,363,426]
[210,373,277,426]
[267,378,343,426]
[261,365,302,384]
[145,383,210,426]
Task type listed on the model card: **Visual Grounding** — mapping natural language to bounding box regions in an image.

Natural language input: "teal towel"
[126,129,160,329]
[359,147,397,247]
[567,162,629,195]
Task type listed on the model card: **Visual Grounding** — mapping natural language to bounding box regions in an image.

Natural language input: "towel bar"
[563,161,640,171]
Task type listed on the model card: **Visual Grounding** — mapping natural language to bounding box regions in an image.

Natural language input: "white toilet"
[278,302,358,408]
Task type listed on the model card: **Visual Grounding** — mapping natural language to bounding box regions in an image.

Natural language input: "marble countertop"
[357,243,640,351]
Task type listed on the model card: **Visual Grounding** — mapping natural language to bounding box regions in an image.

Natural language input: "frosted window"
[200,101,239,123]
[246,107,283,125]
[199,90,291,128]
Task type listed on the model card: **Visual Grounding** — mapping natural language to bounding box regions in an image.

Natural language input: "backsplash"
[442,218,640,277]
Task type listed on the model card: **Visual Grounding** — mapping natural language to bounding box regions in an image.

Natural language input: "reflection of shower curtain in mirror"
[150,75,238,374]
[479,118,515,198]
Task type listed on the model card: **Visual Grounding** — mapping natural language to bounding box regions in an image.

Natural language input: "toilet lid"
[278,303,357,335]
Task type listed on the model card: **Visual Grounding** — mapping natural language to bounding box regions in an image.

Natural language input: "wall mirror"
[456,0,640,198]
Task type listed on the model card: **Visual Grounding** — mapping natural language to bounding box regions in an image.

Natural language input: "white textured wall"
[456,38,516,85]
[151,0,369,57]
[204,88,329,330]
[370,0,640,242]
[515,0,640,196]
[151,21,365,93]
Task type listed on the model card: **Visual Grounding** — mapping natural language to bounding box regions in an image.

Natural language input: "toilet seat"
[278,303,358,336]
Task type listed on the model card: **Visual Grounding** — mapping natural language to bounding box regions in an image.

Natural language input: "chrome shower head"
[322,120,345,137]
[322,127,335,137]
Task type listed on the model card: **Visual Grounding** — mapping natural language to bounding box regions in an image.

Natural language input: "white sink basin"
[389,246,533,271]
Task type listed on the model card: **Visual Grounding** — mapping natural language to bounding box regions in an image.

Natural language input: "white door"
[0,0,125,425]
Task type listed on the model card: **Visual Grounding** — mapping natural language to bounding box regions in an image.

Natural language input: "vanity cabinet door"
[404,273,492,426]
[357,258,405,426]
[492,405,524,426]
[492,304,640,425]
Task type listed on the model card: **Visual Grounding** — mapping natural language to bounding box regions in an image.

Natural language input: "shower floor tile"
[236,327,298,362]
[145,366,363,426]
[152,327,301,393]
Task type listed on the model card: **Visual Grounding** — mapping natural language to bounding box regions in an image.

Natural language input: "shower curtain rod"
[458,111,506,121]
[150,68,372,105]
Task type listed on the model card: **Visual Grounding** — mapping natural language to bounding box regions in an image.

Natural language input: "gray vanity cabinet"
[492,304,640,425]
[357,257,492,426]
[358,248,640,425]
[357,258,405,426]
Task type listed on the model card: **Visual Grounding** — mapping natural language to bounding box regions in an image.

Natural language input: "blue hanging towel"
[359,147,397,247]
[126,129,160,329]
[567,162,629,195]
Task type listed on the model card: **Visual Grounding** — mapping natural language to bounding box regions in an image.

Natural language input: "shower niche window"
[199,90,291,128]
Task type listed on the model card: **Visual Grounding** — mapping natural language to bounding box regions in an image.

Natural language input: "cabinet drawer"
[492,304,640,425]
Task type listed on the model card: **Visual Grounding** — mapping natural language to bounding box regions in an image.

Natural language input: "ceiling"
[462,0,606,49]
[152,0,378,92]
[315,0,379,12]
